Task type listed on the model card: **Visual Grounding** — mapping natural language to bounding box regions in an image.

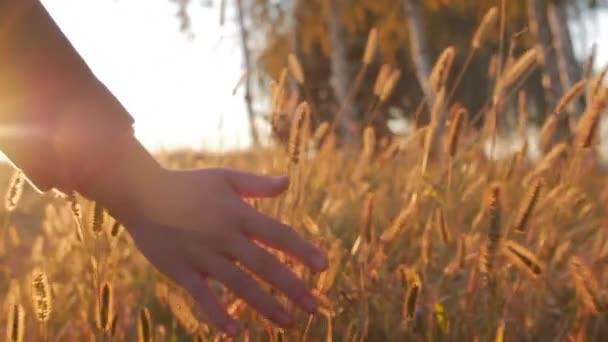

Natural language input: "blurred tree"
[172,0,606,145]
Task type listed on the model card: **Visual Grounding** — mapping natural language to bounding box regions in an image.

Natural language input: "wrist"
[77,133,165,220]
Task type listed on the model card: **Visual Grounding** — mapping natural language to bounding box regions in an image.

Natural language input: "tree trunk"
[547,0,584,113]
[527,0,563,109]
[236,0,261,147]
[403,0,448,166]
[327,0,359,144]
[402,0,433,106]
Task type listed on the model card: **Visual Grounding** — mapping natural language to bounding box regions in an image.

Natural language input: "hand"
[126,169,328,335]
[82,138,328,337]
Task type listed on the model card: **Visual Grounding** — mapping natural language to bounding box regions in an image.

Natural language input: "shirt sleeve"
[0,0,135,193]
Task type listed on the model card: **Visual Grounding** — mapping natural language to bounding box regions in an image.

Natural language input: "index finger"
[239,205,328,273]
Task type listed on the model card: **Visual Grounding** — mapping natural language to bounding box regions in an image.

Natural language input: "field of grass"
[1,86,608,341]
[1,8,608,341]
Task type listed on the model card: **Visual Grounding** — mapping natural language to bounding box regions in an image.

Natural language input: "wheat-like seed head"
[362,126,376,159]
[402,269,421,324]
[110,220,122,238]
[168,292,200,334]
[575,88,607,149]
[359,192,375,243]
[96,282,114,333]
[92,202,105,235]
[430,46,456,93]
[472,6,499,49]
[5,170,24,212]
[137,307,153,342]
[312,121,330,147]
[446,107,465,157]
[539,115,558,152]
[374,64,392,97]
[502,240,545,278]
[555,79,586,114]
[362,27,378,65]
[380,69,401,102]
[591,64,607,99]
[435,208,450,244]
[494,48,538,102]
[513,178,542,233]
[381,193,418,244]
[288,102,311,164]
[288,53,305,84]
[31,270,52,322]
[6,303,24,342]
[568,256,607,313]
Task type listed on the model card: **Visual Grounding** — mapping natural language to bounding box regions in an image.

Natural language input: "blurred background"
[41,0,608,154]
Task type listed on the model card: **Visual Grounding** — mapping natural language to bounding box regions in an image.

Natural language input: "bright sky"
[41,0,253,153]
[39,0,608,154]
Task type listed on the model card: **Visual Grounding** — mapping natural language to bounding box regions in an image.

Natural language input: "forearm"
[77,134,165,221]
[0,0,135,194]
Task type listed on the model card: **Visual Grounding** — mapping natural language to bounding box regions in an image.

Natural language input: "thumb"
[223,169,289,198]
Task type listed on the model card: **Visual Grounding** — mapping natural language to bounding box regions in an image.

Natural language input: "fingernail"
[300,294,319,313]
[225,322,240,336]
[275,308,294,326]
[311,253,328,272]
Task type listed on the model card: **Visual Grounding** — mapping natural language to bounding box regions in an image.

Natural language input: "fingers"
[222,169,289,198]
[200,253,295,328]
[240,206,328,273]
[224,236,320,314]
[175,269,241,336]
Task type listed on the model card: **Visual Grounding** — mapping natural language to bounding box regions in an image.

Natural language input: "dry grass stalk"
[539,115,558,152]
[523,143,568,185]
[421,218,432,267]
[472,6,499,49]
[66,192,84,241]
[494,48,538,101]
[446,107,465,157]
[137,307,153,342]
[380,69,401,102]
[381,194,418,243]
[288,102,311,164]
[575,89,607,149]
[92,202,105,235]
[518,91,528,136]
[312,121,330,147]
[362,27,378,65]
[110,220,122,238]
[445,235,466,275]
[568,257,607,313]
[168,292,200,334]
[316,241,342,293]
[591,64,607,99]
[430,46,456,93]
[494,320,506,342]
[435,208,450,244]
[554,79,586,114]
[502,240,545,278]
[359,192,375,243]
[362,126,376,158]
[287,53,305,84]
[6,303,25,342]
[373,64,392,98]
[402,269,421,324]
[513,178,542,233]
[482,183,502,286]
[96,282,114,333]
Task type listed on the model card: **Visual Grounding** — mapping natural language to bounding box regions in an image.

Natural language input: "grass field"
[1,11,608,341]
[1,91,608,341]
